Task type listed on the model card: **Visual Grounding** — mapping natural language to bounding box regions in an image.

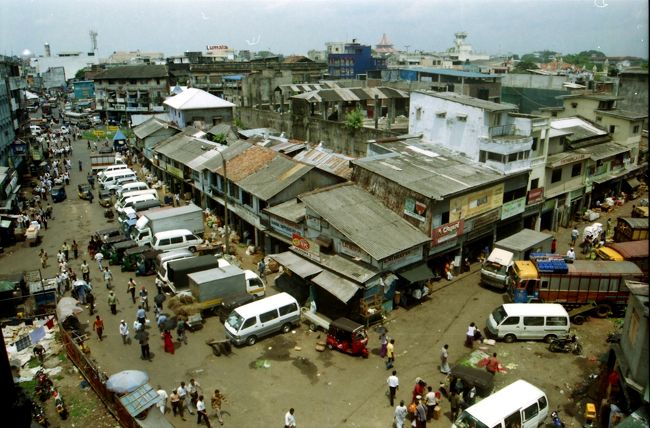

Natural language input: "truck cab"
[480,248,514,289]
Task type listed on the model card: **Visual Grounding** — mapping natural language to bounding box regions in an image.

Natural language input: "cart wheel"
[595,304,612,318]
[221,341,232,355]
[572,315,585,325]
[309,323,317,332]
[211,345,221,357]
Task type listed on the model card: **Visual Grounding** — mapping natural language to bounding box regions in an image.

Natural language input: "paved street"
[1,133,639,427]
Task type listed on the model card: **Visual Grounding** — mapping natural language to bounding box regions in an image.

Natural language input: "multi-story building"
[327,40,386,79]
[0,56,27,171]
[164,88,235,130]
[93,64,169,123]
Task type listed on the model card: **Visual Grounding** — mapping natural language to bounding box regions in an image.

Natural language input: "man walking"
[387,370,399,407]
[138,331,150,360]
[386,339,395,369]
[119,320,129,344]
[394,400,408,428]
[170,389,183,420]
[257,258,266,279]
[127,278,137,304]
[94,251,104,270]
[92,315,104,341]
[196,395,211,427]
[187,378,202,413]
[177,382,193,415]
[211,389,226,426]
[81,260,90,282]
[156,386,168,414]
[416,396,427,428]
[284,408,296,428]
[571,227,579,246]
[103,267,113,289]
[424,386,437,422]
[136,306,146,327]
[440,344,451,374]
[108,290,118,315]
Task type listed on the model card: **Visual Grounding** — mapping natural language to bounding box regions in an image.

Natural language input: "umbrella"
[161,315,177,331]
[154,293,166,306]
[56,297,83,321]
[106,370,149,394]
[73,279,87,288]
[134,329,149,342]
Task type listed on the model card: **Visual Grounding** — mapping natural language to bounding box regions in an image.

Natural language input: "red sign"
[431,220,464,245]
[527,187,544,205]
[292,233,311,251]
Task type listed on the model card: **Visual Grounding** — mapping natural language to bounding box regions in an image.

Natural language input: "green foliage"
[512,60,539,74]
[344,109,364,130]
[234,118,244,128]
[211,133,227,144]
[74,68,89,80]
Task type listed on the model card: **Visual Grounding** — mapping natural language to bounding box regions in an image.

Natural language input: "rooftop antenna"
[89,30,99,63]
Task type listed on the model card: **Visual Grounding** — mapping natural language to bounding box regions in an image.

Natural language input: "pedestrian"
[284,408,296,428]
[394,400,408,428]
[551,237,557,254]
[450,392,463,422]
[108,290,118,315]
[119,320,129,344]
[138,331,150,360]
[86,290,95,314]
[386,339,395,369]
[156,386,168,414]
[155,276,164,295]
[177,382,192,415]
[462,257,471,273]
[127,278,137,304]
[465,322,477,348]
[415,396,427,428]
[440,344,451,374]
[412,378,426,404]
[157,313,168,332]
[39,249,48,268]
[445,260,454,281]
[211,389,226,425]
[72,240,79,259]
[571,227,579,246]
[196,395,211,427]
[566,247,576,261]
[163,330,175,354]
[170,389,184,420]
[257,258,266,279]
[174,193,181,207]
[188,378,201,411]
[136,305,146,326]
[103,267,113,289]
[62,241,69,261]
[139,286,149,311]
[78,160,82,171]
[424,386,437,421]
[387,370,399,407]
[379,330,388,358]
[176,318,187,345]
[92,315,104,341]
[486,352,500,375]
[94,251,104,270]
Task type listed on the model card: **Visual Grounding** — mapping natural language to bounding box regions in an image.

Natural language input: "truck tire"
[246,335,257,346]
[309,323,317,332]
[596,304,612,318]
[503,334,516,344]
[572,315,586,325]
[188,246,196,253]
[544,334,557,344]
[221,341,232,355]
[281,323,292,334]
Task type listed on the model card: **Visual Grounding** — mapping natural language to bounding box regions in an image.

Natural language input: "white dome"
[21,48,33,58]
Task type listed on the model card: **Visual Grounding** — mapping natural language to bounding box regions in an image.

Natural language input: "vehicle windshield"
[226,312,244,331]
[482,260,506,274]
[455,411,489,428]
[491,305,508,325]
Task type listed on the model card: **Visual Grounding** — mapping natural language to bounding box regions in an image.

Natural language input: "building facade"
[327,41,387,79]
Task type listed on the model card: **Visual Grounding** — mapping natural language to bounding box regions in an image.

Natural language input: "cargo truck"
[130,204,204,246]
[90,152,125,173]
[595,240,648,282]
[480,229,554,289]
[158,254,228,294]
[507,254,643,322]
[614,217,649,242]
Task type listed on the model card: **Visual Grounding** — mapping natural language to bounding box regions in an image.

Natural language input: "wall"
[617,71,648,129]
[502,86,567,114]
[182,106,234,129]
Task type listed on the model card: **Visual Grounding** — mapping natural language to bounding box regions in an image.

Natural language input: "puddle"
[292,356,319,384]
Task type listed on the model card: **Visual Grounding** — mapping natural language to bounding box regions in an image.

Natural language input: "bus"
[63,111,92,128]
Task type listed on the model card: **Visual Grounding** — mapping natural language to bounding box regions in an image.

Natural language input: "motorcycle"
[52,389,68,420]
[551,409,565,428]
[32,401,49,427]
[606,332,621,344]
[34,369,53,401]
[549,335,582,355]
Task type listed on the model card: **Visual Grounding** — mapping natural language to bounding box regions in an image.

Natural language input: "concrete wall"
[617,72,649,129]
[501,74,569,90]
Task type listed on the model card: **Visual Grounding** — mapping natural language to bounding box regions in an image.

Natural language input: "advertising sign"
[270,217,302,238]
[527,187,544,205]
[404,197,427,222]
[340,240,371,264]
[431,220,464,245]
[291,233,320,262]
[500,198,526,220]
[449,184,504,222]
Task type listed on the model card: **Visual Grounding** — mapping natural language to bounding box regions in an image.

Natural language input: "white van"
[98,168,134,184]
[117,194,158,214]
[453,380,549,428]
[151,229,203,252]
[115,189,158,210]
[117,182,149,198]
[486,303,570,343]
[225,292,300,346]
[98,164,130,179]
[100,171,137,191]
[104,175,137,193]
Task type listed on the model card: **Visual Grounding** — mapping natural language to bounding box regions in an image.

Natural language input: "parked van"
[117,194,158,214]
[131,198,162,213]
[101,171,137,191]
[453,380,548,428]
[98,164,130,179]
[115,189,158,209]
[225,292,300,346]
[486,303,570,343]
[117,182,149,198]
[151,229,203,252]
[104,175,138,193]
[98,168,134,185]
[155,249,195,281]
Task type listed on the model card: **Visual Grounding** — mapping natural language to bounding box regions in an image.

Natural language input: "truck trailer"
[159,255,227,294]
[131,204,204,246]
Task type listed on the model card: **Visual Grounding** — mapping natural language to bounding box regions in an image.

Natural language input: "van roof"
[124,194,157,204]
[154,228,193,239]
[499,303,569,317]
[157,248,193,262]
[235,292,297,319]
[120,189,157,200]
[464,380,545,426]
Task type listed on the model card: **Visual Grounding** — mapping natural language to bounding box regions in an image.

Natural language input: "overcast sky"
[1,0,647,59]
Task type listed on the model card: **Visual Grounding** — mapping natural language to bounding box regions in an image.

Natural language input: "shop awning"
[626,177,641,189]
[397,263,433,283]
[269,251,322,278]
[311,270,361,303]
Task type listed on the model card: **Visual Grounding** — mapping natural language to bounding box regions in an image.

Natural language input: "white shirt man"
[284,408,296,428]
[566,248,576,260]
[394,401,408,428]
[156,388,168,414]
[119,321,129,344]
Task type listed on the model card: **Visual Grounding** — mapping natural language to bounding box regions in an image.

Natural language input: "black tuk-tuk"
[448,364,494,398]
[107,239,137,265]
[99,234,129,256]
[121,246,160,276]
[326,317,369,358]
[217,293,255,323]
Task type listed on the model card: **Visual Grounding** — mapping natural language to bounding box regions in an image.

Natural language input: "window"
[487,152,504,163]
[546,316,568,326]
[532,137,538,151]
[523,316,544,326]
[159,238,171,246]
[260,310,278,323]
[551,169,562,183]
[551,111,558,117]
[609,125,616,133]
[170,236,183,245]
[436,111,446,118]
[242,191,253,208]
[571,102,578,108]
[530,178,539,189]
[523,403,539,421]
[457,114,467,122]
[184,234,194,241]
[242,318,256,329]
[479,151,486,162]
[279,303,298,316]
[571,164,582,177]
[633,125,640,134]
[504,411,522,428]
[538,396,548,411]
[501,317,520,325]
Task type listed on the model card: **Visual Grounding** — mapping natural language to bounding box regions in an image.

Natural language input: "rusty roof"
[216,145,276,182]
[293,148,354,180]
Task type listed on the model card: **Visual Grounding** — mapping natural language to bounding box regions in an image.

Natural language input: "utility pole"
[219,151,229,255]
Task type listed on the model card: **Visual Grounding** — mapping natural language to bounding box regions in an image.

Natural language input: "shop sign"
[382,246,422,270]
[291,233,320,262]
[500,198,526,220]
[166,164,184,179]
[12,140,26,154]
[569,188,584,201]
[404,197,427,222]
[542,198,556,213]
[94,130,105,137]
[306,214,321,231]
[449,184,504,222]
[339,240,372,264]
[431,219,464,245]
[527,187,544,205]
[269,216,302,238]
[472,208,501,230]
[428,237,457,255]
[207,44,229,51]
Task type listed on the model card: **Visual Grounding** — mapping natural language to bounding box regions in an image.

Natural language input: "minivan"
[116,194,158,214]
[131,198,162,213]
[486,303,570,343]
[115,189,158,209]
[155,249,194,276]
[100,171,137,191]
[104,175,138,193]
[453,380,548,428]
[98,168,135,184]
[225,292,300,346]
[116,182,149,198]
[151,229,203,253]
[98,164,130,180]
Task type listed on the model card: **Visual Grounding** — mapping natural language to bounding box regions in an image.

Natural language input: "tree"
[75,67,89,80]
[211,133,226,144]
[512,60,539,74]
[344,109,364,130]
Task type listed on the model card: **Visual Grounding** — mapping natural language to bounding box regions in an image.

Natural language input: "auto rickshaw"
[98,188,113,208]
[121,246,160,275]
[77,184,92,200]
[448,364,494,398]
[107,239,137,265]
[326,317,369,358]
[99,234,129,256]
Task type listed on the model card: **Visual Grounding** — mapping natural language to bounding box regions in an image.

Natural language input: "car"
[78,184,92,200]
[59,125,70,134]
[51,186,67,203]
[29,125,42,135]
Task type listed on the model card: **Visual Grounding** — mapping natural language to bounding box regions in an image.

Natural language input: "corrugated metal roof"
[596,109,648,120]
[406,67,502,79]
[267,140,306,155]
[618,217,649,230]
[316,251,379,284]
[293,148,354,180]
[264,199,305,223]
[155,135,220,166]
[202,140,252,172]
[414,91,516,112]
[95,65,168,80]
[353,139,506,200]
[292,87,408,103]
[299,184,429,261]
[268,251,322,278]
[311,270,360,303]
[608,240,648,259]
[237,156,313,201]
[576,141,630,161]
[219,145,277,182]
[133,118,168,139]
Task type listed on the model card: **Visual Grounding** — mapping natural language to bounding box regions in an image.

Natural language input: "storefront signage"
[270,216,302,238]
[339,239,371,263]
[500,198,526,220]
[472,208,501,230]
[107,126,119,132]
[382,246,423,270]
[166,164,184,179]
[207,45,229,51]
[404,197,427,222]
[431,219,464,246]
[449,184,504,222]
[548,153,590,168]
[569,188,584,201]
[527,187,544,205]
[291,233,320,262]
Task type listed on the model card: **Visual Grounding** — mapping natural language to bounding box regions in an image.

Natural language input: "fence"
[58,326,138,427]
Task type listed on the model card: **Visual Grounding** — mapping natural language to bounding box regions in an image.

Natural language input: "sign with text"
[500,197,526,220]
[449,184,504,222]
[381,246,423,270]
[207,45,229,51]
[404,197,427,222]
[527,187,544,205]
[431,220,464,246]
[270,216,302,238]
[291,233,320,262]
[339,239,372,264]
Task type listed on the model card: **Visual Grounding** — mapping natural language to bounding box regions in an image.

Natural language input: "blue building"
[73,80,95,100]
[328,41,386,79]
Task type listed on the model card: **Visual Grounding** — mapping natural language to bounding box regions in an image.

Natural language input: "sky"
[1,0,648,59]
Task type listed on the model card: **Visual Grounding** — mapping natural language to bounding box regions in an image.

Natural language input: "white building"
[445,32,490,62]
[164,88,235,130]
